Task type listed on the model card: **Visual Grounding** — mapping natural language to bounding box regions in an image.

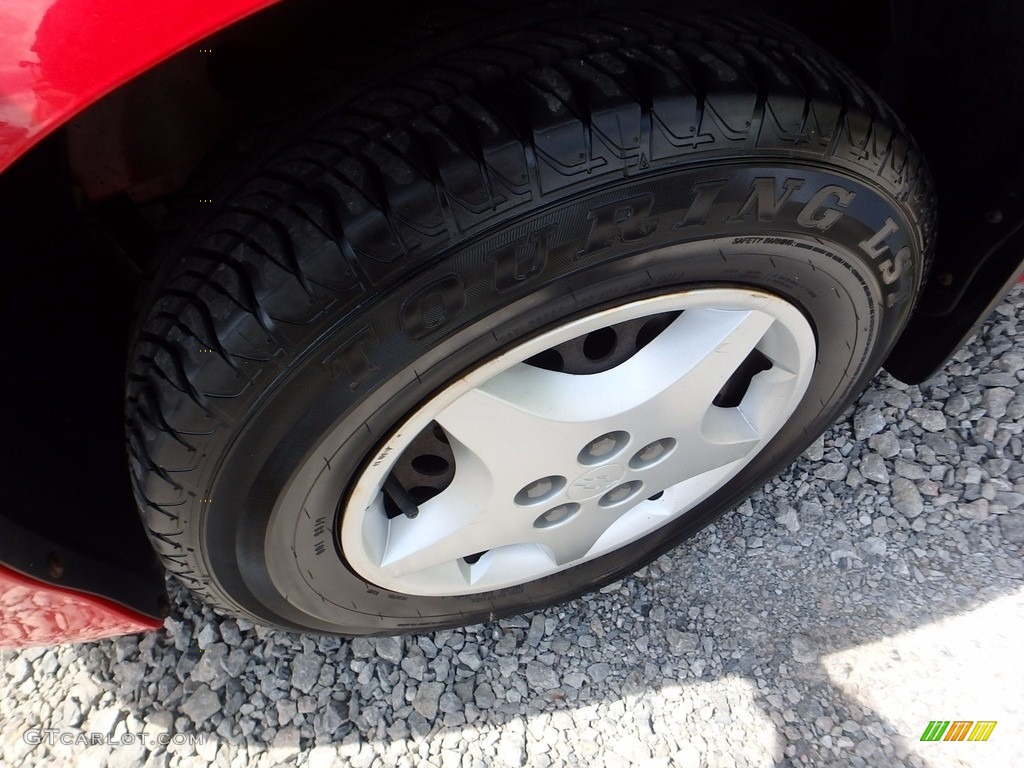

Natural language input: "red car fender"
[0,0,281,647]
[0,0,281,173]
[0,565,163,648]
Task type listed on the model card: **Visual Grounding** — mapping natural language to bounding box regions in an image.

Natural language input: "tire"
[127,3,935,635]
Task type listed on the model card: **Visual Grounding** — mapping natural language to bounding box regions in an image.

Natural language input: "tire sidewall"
[203,161,924,633]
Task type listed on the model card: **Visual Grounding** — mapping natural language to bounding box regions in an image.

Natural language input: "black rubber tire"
[127,2,936,635]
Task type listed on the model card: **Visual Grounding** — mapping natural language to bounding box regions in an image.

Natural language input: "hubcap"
[341,288,816,596]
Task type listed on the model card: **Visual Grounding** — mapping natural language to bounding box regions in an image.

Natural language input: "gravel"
[3,288,1024,767]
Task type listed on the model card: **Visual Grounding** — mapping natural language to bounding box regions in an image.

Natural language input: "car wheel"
[127,3,935,635]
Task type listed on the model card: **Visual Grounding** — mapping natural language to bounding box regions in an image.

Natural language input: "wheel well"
[60,0,900,209]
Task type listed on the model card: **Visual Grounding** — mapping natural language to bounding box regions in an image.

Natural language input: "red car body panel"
[0,0,280,174]
[0,0,280,646]
[0,565,163,648]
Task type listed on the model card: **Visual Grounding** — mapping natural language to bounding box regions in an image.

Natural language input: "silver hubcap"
[342,288,816,596]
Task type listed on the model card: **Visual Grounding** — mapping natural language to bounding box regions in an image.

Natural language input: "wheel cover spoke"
[379,496,516,578]
[538,506,626,565]
[341,288,816,596]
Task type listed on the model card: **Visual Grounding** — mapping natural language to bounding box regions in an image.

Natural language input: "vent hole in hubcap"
[713,349,773,408]
[582,327,617,360]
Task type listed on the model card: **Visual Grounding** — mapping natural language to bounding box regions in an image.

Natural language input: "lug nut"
[515,476,566,506]
[534,503,581,529]
[599,481,643,506]
[578,431,630,465]
[630,438,677,469]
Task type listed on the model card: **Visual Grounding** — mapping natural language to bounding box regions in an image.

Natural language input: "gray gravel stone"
[10,659,34,690]
[980,371,1020,387]
[526,661,560,690]
[890,477,925,518]
[861,537,888,558]
[666,629,699,654]
[674,744,702,768]
[350,637,374,658]
[197,624,218,648]
[893,460,927,480]
[999,513,1024,544]
[308,745,338,768]
[799,500,824,521]
[401,655,428,681]
[412,682,445,720]
[791,634,818,663]
[975,417,999,442]
[181,684,220,723]
[107,740,147,768]
[830,545,859,567]
[944,394,970,415]
[995,491,1024,510]
[860,453,890,483]
[276,697,297,726]
[222,648,247,678]
[982,387,1016,418]
[474,683,497,709]
[908,408,947,432]
[86,705,121,736]
[814,462,848,481]
[526,613,546,647]
[803,435,825,461]
[612,735,653,763]
[291,652,324,694]
[439,691,463,714]
[145,709,173,736]
[854,408,886,440]
[375,636,403,665]
[776,507,800,532]
[273,726,301,757]
[868,432,901,458]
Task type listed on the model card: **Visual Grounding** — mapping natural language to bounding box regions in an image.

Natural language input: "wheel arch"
[15,0,901,207]
[0,0,283,176]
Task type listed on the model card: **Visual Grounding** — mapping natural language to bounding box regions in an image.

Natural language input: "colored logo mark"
[920,721,997,742]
